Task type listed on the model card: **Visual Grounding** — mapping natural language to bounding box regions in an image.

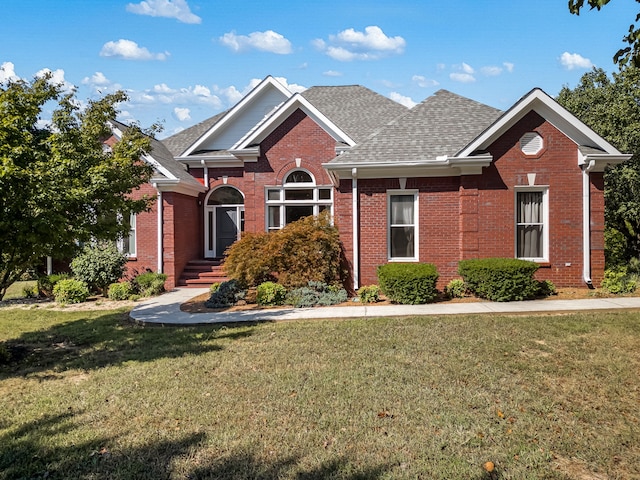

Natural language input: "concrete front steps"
[177,259,229,287]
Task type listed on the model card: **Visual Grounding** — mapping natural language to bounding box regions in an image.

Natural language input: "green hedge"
[377,263,439,304]
[458,258,540,302]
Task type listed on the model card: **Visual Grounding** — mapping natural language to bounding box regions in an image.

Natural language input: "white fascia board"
[457,88,623,157]
[151,177,206,197]
[322,155,492,180]
[233,93,357,150]
[142,153,177,180]
[107,120,124,140]
[181,76,294,157]
[579,152,632,172]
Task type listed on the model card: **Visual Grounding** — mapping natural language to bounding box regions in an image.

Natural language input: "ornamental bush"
[444,278,466,299]
[601,268,638,294]
[224,211,344,289]
[458,258,540,302]
[256,281,287,306]
[53,279,90,304]
[377,263,439,304]
[357,285,380,304]
[285,281,348,308]
[37,273,71,298]
[108,281,134,301]
[205,279,246,308]
[71,242,128,295]
[133,272,167,297]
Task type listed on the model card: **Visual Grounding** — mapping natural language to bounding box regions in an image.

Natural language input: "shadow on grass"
[1,412,392,480]
[0,311,262,379]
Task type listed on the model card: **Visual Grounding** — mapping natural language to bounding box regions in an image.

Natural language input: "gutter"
[582,160,596,288]
[154,184,163,274]
[351,168,359,290]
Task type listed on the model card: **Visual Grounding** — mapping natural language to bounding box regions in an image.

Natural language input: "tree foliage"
[0,73,155,300]
[556,67,640,263]
[568,0,640,67]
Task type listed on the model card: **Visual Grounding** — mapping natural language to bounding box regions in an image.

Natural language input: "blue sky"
[1,0,636,138]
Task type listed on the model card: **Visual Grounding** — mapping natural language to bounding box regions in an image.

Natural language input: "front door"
[205,205,244,258]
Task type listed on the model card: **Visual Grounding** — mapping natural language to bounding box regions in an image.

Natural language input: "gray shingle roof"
[301,85,408,143]
[110,119,203,188]
[162,110,228,157]
[329,90,503,165]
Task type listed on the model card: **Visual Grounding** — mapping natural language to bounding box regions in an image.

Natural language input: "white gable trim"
[457,88,624,158]
[231,93,357,152]
[181,76,294,157]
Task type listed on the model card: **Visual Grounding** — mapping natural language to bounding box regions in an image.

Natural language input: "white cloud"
[219,30,293,54]
[559,52,594,70]
[450,73,476,83]
[126,0,201,24]
[192,84,211,96]
[503,62,514,73]
[323,70,343,77]
[153,83,175,93]
[412,74,439,88]
[314,26,405,61]
[480,66,503,76]
[173,107,191,121]
[0,61,19,83]
[82,71,110,86]
[100,39,168,61]
[389,92,416,108]
[274,76,306,93]
[35,68,74,92]
[460,62,474,74]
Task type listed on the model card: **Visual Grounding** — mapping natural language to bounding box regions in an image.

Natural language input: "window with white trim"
[516,189,548,261]
[118,213,136,257]
[265,170,333,231]
[388,191,418,260]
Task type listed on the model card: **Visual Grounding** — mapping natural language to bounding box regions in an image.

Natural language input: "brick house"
[117,76,630,290]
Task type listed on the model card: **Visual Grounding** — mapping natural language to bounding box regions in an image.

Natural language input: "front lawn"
[1,308,639,479]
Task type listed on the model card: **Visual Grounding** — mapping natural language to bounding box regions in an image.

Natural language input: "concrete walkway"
[129,288,640,325]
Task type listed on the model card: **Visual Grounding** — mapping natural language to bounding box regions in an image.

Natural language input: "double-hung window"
[388,191,418,260]
[516,188,548,261]
[118,213,137,257]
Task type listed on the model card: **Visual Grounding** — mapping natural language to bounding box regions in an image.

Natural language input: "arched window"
[266,169,332,231]
[207,186,244,205]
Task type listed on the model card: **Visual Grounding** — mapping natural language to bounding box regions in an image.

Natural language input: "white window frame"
[265,169,333,231]
[117,212,137,257]
[387,189,419,261]
[514,186,549,262]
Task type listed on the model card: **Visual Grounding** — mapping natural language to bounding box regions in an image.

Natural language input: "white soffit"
[181,76,294,157]
[457,88,624,157]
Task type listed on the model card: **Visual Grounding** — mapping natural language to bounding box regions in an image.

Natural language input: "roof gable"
[180,76,293,157]
[457,88,624,157]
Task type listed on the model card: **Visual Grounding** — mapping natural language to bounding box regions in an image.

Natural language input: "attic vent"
[520,132,543,155]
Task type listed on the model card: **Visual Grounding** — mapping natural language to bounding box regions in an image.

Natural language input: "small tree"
[71,242,128,296]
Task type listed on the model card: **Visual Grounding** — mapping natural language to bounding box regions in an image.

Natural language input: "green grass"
[2,280,37,300]
[1,308,639,479]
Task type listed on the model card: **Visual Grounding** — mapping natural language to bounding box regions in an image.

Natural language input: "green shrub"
[444,279,466,299]
[108,281,134,301]
[53,279,90,304]
[225,211,344,289]
[37,273,71,298]
[256,281,287,306]
[22,284,38,299]
[205,279,246,308]
[209,282,221,293]
[377,263,439,304]
[601,268,638,294]
[286,281,348,308]
[604,227,628,269]
[357,285,380,304]
[71,242,128,295]
[134,272,167,297]
[537,279,557,297]
[458,258,540,302]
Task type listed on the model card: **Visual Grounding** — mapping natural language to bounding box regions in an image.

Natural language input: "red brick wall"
[124,183,158,281]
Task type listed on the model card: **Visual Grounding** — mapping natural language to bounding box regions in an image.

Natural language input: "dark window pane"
[208,186,243,205]
[286,205,313,224]
[391,226,415,258]
[285,171,312,183]
[319,188,331,200]
[285,189,313,201]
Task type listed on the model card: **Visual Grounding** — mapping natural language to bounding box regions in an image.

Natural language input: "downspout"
[201,159,209,189]
[154,185,163,274]
[582,160,596,288]
[352,168,359,290]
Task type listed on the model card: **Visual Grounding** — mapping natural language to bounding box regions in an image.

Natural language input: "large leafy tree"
[0,74,155,300]
[568,0,640,67]
[557,67,640,264]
